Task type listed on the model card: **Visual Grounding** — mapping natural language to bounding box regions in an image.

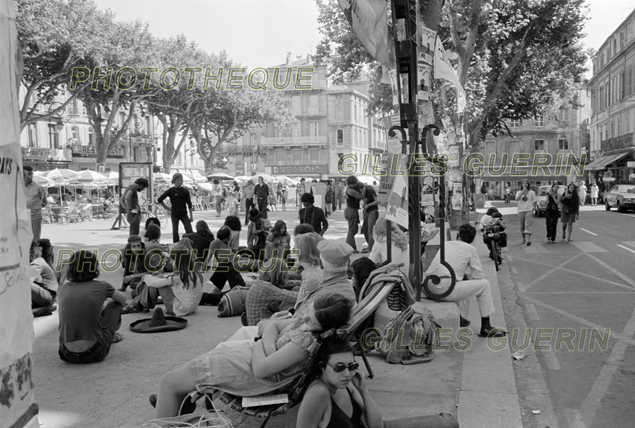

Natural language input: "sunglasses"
[327,362,359,373]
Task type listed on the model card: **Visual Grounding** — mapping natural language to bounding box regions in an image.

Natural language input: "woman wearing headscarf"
[560,182,580,241]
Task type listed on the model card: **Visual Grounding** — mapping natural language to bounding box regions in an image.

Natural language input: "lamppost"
[47,102,67,149]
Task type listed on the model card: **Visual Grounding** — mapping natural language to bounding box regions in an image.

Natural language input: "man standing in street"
[23,165,47,241]
[242,179,255,225]
[254,176,269,219]
[121,177,149,237]
[360,183,379,253]
[157,173,194,243]
[344,176,363,253]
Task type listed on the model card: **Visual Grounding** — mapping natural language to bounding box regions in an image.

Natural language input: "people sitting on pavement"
[145,216,161,230]
[150,294,353,418]
[368,217,410,275]
[30,241,59,316]
[208,226,246,294]
[298,193,328,236]
[244,258,298,326]
[182,220,215,263]
[122,238,204,316]
[425,224,506,337]
[58,250,126,364]
[36,238,63,284]
[245,208,268,261]
[119,235,148,292]
[222,215,242,252]
[296,335,383,428]
[264,219,291,261]
[288,232,324,304]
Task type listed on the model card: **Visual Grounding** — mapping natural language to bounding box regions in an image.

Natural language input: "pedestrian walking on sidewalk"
[254,176,270,219]
[515,179,537,246]
[578,181,587,207]
[545,183,561,243]
[590,182,599,207]
[561,182,580,242]
[344,176,363,252]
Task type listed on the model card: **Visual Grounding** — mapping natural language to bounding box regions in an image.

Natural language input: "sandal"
[121,304,141,314]
[479,327,507,338]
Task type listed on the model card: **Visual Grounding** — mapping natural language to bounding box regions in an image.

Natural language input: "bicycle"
[477,221,504,272]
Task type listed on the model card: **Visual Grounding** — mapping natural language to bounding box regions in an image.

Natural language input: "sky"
[93,0,635,76]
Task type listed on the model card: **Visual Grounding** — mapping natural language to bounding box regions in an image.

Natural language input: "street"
[493,202,635,428]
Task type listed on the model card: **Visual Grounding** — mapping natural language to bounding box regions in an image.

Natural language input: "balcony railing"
[601,133,634,152]
[260,136,327,146]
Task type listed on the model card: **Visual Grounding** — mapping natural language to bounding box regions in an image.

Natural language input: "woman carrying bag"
[560,182,580,242]
[545,184,561,243]
[515,179,538,246]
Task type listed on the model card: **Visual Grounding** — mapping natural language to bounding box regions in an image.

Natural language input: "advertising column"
[0,1,40,426]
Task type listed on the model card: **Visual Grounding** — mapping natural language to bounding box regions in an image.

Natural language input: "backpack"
[379,305,441,364]
[218,286,250,317]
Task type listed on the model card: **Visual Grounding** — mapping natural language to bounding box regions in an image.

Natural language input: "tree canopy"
[314,0,590,146]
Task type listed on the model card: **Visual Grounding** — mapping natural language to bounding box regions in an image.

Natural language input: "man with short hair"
[121,177,149,236]
[242,179,255,225]
[254,176,269,219]
[23,165,47,241]
[298,193,328,236]
[157,173,194,243]
[426,224,506,338]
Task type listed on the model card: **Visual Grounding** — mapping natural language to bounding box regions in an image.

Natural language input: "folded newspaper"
[241,394,289,408]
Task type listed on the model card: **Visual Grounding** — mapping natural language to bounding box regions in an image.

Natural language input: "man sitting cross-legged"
[425,223,506,337]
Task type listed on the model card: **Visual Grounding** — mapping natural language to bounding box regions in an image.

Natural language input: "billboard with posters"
[0,1,40,426]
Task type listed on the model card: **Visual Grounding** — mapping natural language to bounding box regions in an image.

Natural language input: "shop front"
[69,144,126,172]
[21,147,72,171]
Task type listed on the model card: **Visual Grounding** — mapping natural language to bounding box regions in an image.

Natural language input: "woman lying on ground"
[152,294,353,418]
[122,238,203,316]
[58,250,126,364]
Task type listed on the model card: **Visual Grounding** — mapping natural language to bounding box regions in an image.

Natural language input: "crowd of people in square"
[26,168,506,426]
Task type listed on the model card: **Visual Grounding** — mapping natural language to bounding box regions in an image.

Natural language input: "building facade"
[586,7,635,183]
[478,92,589,197]
[217,56,388,179]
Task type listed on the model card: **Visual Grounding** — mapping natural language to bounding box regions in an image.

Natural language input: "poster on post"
[0,0,40,426]
[111,162,153,230]
[385,168,409,230]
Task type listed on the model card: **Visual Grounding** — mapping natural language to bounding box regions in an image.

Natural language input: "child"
[280,185,288,211]
[265,220,291,261]
[58,250,126,364]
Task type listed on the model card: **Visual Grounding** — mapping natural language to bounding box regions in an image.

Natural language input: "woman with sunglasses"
[297,335,382,428]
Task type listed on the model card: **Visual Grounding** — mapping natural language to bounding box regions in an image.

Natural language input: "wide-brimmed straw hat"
[129,307,187,333]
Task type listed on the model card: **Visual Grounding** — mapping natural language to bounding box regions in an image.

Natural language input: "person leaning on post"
[122,177,149,237]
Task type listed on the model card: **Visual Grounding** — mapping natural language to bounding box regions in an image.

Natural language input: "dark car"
[604,185,635,212]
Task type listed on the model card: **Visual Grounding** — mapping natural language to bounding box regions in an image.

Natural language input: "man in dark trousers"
[298,193,329,236]
[360,184,379,253]
[157,173,194,243]
[122,177,149,236]
[344,176,363,252]
[254,176,269,219]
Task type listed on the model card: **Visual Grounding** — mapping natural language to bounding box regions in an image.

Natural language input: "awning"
[585,151,633,171]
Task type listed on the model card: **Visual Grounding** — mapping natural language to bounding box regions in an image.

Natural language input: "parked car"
[604,184,635,212]
[534,185,567,217]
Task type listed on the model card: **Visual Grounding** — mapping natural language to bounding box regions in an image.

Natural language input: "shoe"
[497,257,503,264]
[352,250,360,254]
[361,248,370,254]
[32,305,57,317]
[479,327,507,338]
[521,240,525,245]
[562,234,566,240]
[149,394,157,408]
[112,332,123,343]
[460,317,471,327]
[526,242,531,246]
[121,304,141,314]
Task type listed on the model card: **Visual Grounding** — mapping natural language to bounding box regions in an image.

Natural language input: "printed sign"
[385,159,409,230]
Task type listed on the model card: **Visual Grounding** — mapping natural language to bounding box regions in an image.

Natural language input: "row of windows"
[273,148,324,163]
[594,67,635,112]
[26,123,94,149]
[485,139,569,152]
[596,18,635,72]
[595,111,635,142]
[508,109,574,129]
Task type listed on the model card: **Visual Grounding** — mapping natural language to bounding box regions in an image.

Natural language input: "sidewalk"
[29,207,521,427]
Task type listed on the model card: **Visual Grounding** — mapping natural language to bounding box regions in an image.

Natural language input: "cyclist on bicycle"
[478,207,506,263]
